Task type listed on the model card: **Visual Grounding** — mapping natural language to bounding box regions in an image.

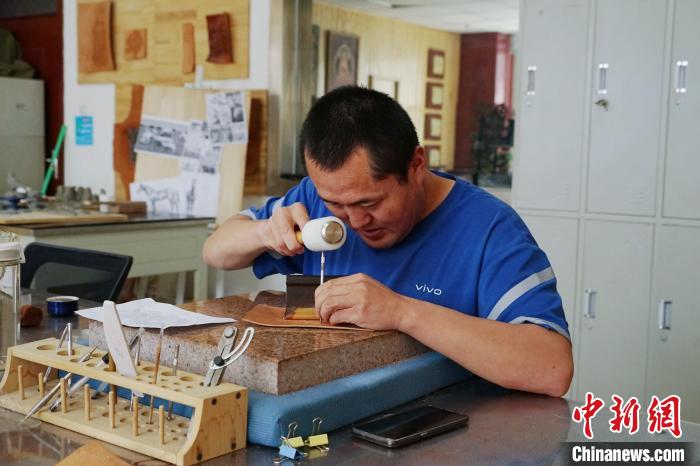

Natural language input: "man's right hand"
[255,202,309,256]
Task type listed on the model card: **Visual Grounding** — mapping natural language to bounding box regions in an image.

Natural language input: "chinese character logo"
[648,395,682,438]
[609,395,640,434]
[572,393,683,439]
[572,392,605,439]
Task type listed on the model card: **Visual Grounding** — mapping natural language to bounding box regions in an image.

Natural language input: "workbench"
[1,293,699,465]
[1,213,213,302]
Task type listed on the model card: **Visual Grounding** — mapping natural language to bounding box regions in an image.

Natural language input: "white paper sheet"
[77,298,235,329]
[129,172,220,217]
[206,91,248,144]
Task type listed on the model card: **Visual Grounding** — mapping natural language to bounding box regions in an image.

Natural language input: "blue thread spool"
[46,296,79,316]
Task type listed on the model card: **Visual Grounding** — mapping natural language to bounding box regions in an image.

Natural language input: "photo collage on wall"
[130,90,247,217]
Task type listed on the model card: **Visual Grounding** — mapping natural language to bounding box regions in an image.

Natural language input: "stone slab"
[89,292,428,394]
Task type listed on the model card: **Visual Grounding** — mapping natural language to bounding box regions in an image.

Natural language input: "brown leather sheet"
[113,84,144,201]
[77,1,115,73]
[206,13,233,64]
[181,22,195,73]
[242,304,373,331]
[124,28,147,60]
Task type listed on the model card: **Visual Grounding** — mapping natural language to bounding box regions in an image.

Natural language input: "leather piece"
[113,84,144,201]
[206,13,233,64]
[242,304,372,332]
[19,305,43,327]
[56,441,131,466]
[181,22,195,73]
[77,1,115,73]
[124,28,147,60]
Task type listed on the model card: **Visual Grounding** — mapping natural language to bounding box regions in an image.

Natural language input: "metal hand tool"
[207,327,254,373]
[50,331,142,412]
[148,326,165,424]
[167,344,179,420]
[202,326,237,387]
[23,346,97,421]
[43,325,69,384]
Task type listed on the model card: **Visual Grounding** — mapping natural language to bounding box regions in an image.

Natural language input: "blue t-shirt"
[242,174,569,340]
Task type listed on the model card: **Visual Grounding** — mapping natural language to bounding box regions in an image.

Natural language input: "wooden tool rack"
[0,338,247,465]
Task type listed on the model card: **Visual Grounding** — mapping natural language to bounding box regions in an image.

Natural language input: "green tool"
[40,124,67,196]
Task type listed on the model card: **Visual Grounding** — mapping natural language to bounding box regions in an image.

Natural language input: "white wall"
[62,0,271,195]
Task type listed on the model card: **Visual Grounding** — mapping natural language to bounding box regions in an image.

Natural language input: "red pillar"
[453,33,512,171]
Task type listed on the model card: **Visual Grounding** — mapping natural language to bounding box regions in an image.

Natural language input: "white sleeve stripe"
[271,196,285,213]
[486,267,555,321]
[508,315,570,340]
[239,209,256,220]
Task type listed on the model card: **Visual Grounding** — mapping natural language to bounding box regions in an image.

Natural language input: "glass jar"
[0,231,22,374]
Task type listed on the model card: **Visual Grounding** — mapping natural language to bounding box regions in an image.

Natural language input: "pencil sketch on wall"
[137,184,180,214]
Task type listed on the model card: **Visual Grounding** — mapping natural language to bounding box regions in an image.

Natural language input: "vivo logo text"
[415,283,442,296]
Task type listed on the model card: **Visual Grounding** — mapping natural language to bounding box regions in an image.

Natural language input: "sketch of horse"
[186,179,196,215]
[139,185,180,214]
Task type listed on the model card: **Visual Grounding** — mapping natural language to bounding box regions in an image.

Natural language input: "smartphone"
[352,405,469,448]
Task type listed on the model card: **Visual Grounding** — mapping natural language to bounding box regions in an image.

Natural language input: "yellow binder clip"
[305,417,329,451]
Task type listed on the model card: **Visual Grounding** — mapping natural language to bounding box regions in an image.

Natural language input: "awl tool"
[51,332,142,412]
[288,216,347,319]
[24,346,97,421]
[294,216,346,286]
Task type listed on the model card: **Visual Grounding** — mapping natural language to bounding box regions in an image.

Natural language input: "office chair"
[21,242,133,302]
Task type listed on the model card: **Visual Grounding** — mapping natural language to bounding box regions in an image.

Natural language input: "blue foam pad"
[247,351,472,447]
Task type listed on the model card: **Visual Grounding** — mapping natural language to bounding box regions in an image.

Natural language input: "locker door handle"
[526,66,536,96]
[657,300,672,330]
[675,60,688,94]
[583,289,597,319]
[597,63,609,95]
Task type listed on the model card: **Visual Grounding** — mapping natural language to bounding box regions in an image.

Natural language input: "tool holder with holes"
[0,338,248,465]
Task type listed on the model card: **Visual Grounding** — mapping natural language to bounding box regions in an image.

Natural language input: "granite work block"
[88,293,428,394]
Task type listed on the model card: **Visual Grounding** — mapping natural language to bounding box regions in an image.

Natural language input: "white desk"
[3,214,212,302]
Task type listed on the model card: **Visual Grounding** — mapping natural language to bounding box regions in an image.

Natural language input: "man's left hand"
[314,273,410,330]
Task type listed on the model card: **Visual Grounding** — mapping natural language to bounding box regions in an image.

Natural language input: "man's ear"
[409,146,428,180]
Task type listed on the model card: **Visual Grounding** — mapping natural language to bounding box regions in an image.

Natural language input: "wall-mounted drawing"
[138,184,180,214]
[186,179,196,216]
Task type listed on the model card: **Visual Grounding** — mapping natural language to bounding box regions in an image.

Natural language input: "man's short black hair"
[299,86,419,181]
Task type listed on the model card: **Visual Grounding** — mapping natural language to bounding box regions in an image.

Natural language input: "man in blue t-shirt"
[204,86,573,397]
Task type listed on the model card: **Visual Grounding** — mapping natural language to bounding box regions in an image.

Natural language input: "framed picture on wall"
[427,49,445,79]
[425,145,442,167]
[424,114,442,140]
[426,82,443,109]
[326,31,359,92]
[369,75,399,99]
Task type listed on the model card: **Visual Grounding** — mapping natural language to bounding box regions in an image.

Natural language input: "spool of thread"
[46,296,79,316]
[298,216,347,252]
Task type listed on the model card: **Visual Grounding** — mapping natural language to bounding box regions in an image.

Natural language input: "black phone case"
[351,405,469,448]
